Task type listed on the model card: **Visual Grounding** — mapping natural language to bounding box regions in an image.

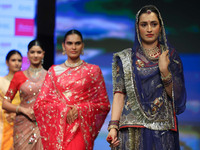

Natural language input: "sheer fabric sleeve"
[4,72,26,102]
[113,56,126,94]
[169,49,186,115]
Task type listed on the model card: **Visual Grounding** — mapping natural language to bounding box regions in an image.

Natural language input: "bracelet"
[4,96,10,101]
[161,72,172,80]
[108,120,119,132]
[108,120,119,126]
[108,125,119,132]
[4,96,8,99]
[163,77,172,87]
[16,105,20,113]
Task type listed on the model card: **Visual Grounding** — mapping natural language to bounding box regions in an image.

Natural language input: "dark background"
[37,0,200,69]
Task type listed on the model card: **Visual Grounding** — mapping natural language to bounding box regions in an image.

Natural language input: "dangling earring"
[27,58,30,65]
[41,59,44,65]
[81,49,84,55]
[62,49,66,55]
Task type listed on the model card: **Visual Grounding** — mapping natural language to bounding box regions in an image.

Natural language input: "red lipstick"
[146,34,153,37]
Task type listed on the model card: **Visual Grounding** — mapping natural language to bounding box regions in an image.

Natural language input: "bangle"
[162,77,172,87]
[161,72,172,87]
[4,96,8,99]
[16,105,20,113]
[108,125,119,132]
[108,120,119,132]
[108,120,119,126]
[161,72,172,80]
[4,96,10,101]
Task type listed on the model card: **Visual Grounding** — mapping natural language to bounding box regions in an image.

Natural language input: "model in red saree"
[34,61,110,150]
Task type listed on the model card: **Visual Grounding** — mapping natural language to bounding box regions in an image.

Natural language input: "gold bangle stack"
[107,125,119,132]
[161,72,172,87]
[161,72,172,80]
[107,120,119,131]
[16,105,20,113]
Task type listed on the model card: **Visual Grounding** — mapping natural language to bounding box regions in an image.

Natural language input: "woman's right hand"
[20,107,35,121]
[107,128,120,148]
[66,105,78,124]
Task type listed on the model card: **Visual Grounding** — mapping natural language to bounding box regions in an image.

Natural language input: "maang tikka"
[147,10,152,14]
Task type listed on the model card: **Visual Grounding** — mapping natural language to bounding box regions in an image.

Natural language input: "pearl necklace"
[64,60,83,68]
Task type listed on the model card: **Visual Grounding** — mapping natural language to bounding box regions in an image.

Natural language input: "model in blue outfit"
[107,5,186,150]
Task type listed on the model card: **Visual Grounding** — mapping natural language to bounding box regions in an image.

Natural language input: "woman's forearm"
[164,83,172,98]
[111,93,125,120]
[161,70,173,98]
[2,99,20,113]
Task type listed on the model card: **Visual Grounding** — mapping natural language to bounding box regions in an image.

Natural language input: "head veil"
[133,5,169,52]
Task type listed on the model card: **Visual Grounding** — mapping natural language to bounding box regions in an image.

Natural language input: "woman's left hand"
[66,105,78,124]
[107,128,120,148]
[21,107,36,121]
[159,50,170,74]
[5,111,16,123]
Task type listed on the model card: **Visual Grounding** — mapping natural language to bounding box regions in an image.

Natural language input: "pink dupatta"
[34,62,110,150]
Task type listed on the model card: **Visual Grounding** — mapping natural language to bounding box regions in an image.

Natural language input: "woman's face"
[6,53,22,73]
[28,45,45,66]
[62,34,84,61]
[138,12,161,45]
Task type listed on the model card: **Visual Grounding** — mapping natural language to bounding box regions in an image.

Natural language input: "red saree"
[34,62,110,150]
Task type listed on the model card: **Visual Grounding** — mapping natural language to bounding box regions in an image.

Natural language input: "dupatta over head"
[112,5,186,131]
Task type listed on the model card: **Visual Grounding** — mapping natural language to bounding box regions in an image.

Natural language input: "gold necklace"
[27,66,43,80]
[143,46,161,61]
[5,74,13,81]
[28,66,43,73]
[64,60,83,68]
